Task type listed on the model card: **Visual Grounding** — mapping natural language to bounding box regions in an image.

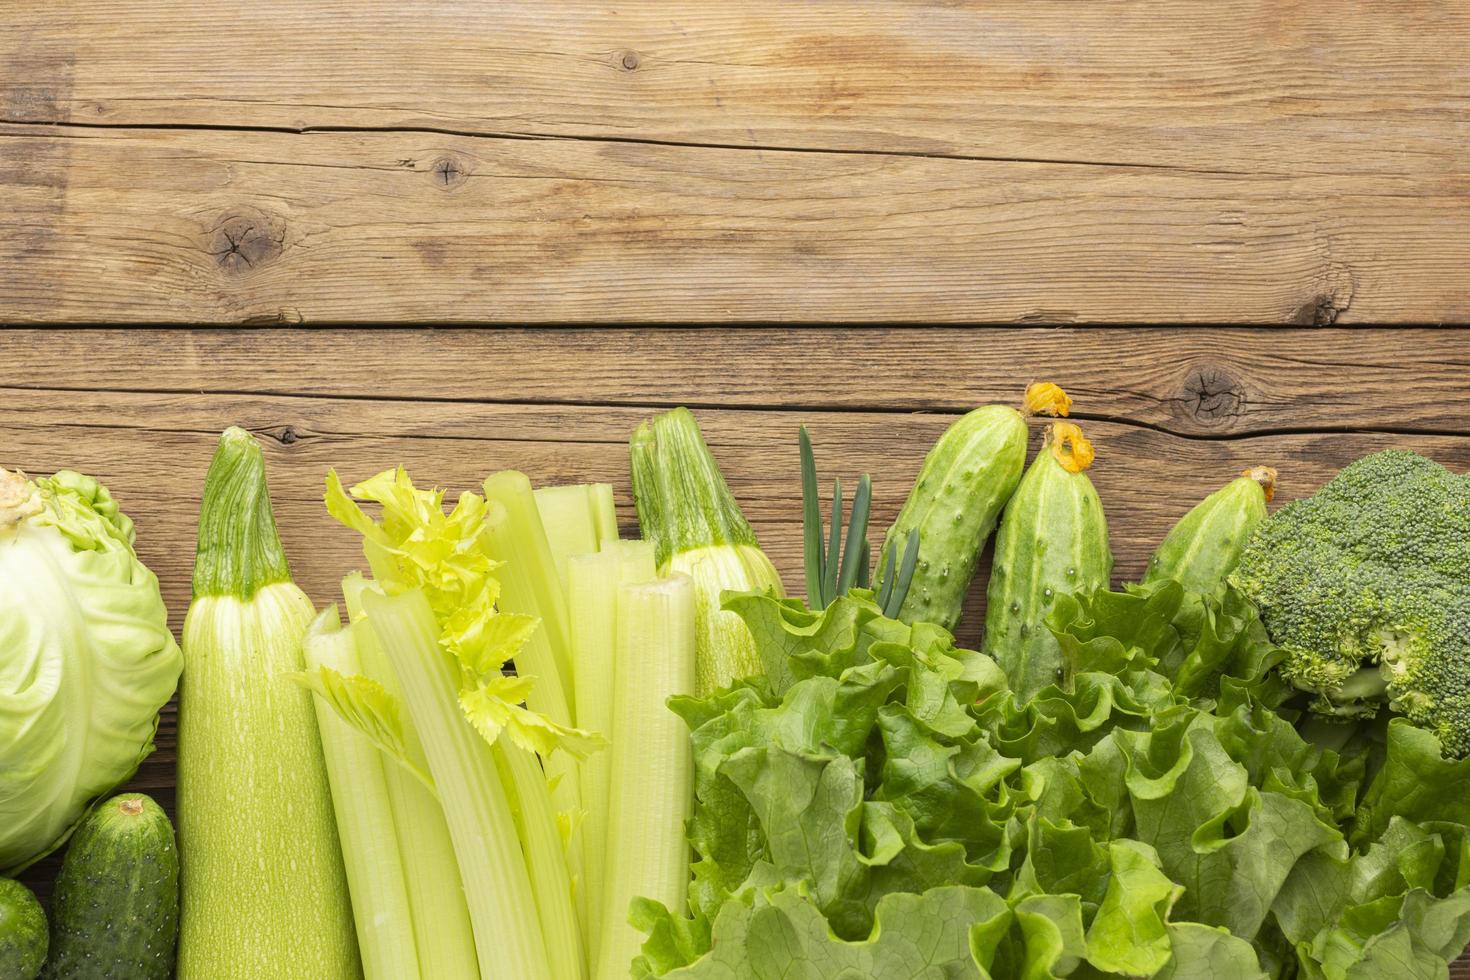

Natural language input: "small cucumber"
[877,400,1035,632]
[1142,466,1275,595]
[0,878,46,980]
[985,421,1113,700]
[43,793,178,980]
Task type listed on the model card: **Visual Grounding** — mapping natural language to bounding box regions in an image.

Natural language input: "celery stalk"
[496,740,587,980]
[570,541,657,962]
[629,409,784,694]
[534,484,601,590]
[362,588,550,980]
[302,607,422,980]
[595,575,696,980]
[588,483,620,545]
[483,473,583,851]
[484,471,574,698]
[343,575,479,980]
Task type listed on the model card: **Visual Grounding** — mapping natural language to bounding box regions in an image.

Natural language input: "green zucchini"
[179,430,358,978]
[0,878,46,980]
[43,793,178,980]
[1142,466,1275,595]
[985,421,1113,700]
[876,404,1029,632]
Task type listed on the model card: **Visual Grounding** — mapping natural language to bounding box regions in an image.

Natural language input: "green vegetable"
[1143,465,1275,595]
[595,575,696,980]
[298,608,422,980]
[342,575,479,980]
[571,541,658,961]
[177,428,359,978]
[43,793,178,980]
[875,399,1030,632]
[638,885,1010,980]
[535,482,620,590]
[363,588,555,979]
[798,426,918,615]
[985,421,1113,701]
[0,467,180,875]
[483,472,582,821]
[324,467,601,980]
[630,408,784,694]
[1230,450,1470,752]
[0,878,45,980]
[633,573,1470,978]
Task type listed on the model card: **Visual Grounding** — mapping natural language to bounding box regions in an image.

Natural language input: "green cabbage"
[0,467,181,874]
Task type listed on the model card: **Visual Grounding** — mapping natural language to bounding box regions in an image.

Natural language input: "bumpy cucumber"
[985,422,1113,700]
[43,793,178,980]
[877,404,1029,632]
[0,878,46,980]
[1142,466,1275,595]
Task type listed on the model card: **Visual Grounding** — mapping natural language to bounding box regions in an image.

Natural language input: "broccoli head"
[1229,450,1470,755]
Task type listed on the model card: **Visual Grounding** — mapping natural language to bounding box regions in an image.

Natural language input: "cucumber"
[0,878,46,980]
[1142,466,1275,595]
[877,403,1028,632]
[985,422,1113,700]
[43,793,178,980]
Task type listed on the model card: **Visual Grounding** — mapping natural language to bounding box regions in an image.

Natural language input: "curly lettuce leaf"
[642,884,1009,980]
[640,579,1470,978]
[1156,923,1268,979]
[1354,721,1470,846]
[1114,712,1341,938]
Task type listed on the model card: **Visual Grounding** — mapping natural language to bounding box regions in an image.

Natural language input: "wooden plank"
[4,1,1467,178]
[8,327,1470,437]
[5,385,1469,642]
[4,125,1467,323]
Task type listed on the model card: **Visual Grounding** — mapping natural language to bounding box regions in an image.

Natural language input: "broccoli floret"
[1229,450,1470,755]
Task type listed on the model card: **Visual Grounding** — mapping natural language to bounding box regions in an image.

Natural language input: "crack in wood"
[5,385,1468,443]
[0,116,1266,176]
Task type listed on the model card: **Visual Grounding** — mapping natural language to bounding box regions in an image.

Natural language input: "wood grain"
[5,1,1467,176]
[3,125,1466,323]
[9,327,1470,437]
[5,0,1470,323]
[7,328,1470,972]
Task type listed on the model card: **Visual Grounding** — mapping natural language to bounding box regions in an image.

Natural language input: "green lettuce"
[634,584,1470,978]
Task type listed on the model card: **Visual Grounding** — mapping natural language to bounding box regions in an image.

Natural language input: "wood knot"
[430,155,469,190]
[207,208,285,276]
[1178,365,1244,424]
[276,425,301,446]
[1293,293,1349,326]
[619,50,641,71]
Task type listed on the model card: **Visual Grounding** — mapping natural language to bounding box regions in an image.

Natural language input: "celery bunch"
[303,467,699,980]
[300,469,603,980]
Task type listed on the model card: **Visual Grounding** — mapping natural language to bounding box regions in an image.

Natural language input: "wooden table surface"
[4,1,1470,324]
[6,327,1470,976]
